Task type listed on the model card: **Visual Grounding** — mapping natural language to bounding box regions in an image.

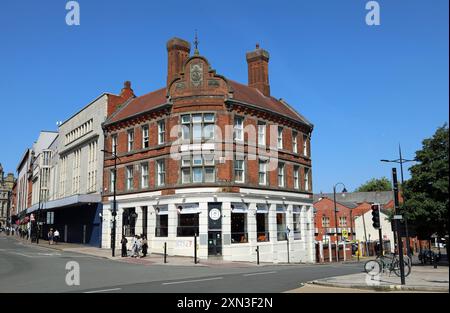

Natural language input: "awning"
[256,204,269,213]
[155,205,168,215]
[177,203,200,214]
[26,194,101,214]
[231,202,248,213]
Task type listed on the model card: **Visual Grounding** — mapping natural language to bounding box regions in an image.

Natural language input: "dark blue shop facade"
[27,194,102,247]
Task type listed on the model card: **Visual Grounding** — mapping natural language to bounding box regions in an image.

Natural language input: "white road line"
[243,271,277,276]
[11,252,35,258]
[84,288,122,293]
[162,277,223,285]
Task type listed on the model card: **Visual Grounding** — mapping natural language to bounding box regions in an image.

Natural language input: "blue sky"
[0,0,448,192]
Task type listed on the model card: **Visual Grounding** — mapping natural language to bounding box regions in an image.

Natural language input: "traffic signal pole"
[378,228,383,256]
[392,168,406,285]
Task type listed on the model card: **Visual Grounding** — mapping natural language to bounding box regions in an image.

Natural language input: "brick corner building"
[101,38,315,263]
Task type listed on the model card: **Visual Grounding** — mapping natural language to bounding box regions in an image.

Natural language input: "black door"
[208,203,222,256]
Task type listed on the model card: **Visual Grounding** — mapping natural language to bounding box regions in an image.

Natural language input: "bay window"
[181,153,215,184]
[181,113,215,143]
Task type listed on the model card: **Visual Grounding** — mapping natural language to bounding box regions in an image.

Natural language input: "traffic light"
[372,204,381,229]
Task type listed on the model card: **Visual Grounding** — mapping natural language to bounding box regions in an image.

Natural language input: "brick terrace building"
[101,38,315,263]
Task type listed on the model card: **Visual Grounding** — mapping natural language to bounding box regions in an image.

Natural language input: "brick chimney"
[107,81,135,117]
[246,44,270,97]
[167,37,191,86]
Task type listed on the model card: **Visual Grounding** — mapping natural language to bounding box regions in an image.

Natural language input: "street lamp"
[333,182,347,262]
[381,144,416,257]
[102,146,119,257]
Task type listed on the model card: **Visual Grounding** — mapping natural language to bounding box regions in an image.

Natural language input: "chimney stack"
[167,37,191,86]
[246,44,270,97]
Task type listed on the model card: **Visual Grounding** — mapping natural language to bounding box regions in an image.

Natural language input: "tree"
[403,124,449,247]
[355,177,392,192]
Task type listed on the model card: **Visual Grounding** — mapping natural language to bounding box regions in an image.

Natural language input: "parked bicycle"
[364,253,411,277]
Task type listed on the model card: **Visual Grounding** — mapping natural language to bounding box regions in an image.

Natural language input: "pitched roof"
[313,191,394,205]
[228,80,312,127]
[106,88,167,125]
[105,81,312,128]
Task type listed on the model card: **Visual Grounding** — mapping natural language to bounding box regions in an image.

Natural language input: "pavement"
[308,265,449,292]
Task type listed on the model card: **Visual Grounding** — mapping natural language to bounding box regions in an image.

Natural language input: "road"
[0,235,362,293]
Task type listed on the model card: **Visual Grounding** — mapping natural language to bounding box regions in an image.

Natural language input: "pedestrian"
[121,235,128,257]
[141,235,148,257]
[48,228,54,245]
[53,229,60,244]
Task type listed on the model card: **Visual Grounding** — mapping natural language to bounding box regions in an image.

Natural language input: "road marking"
[11,252,35,258]
[84,288,122,293]
[243,271,277,276]
[162,277,223,285]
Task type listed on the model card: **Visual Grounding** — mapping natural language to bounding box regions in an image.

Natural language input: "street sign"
[393,215,403,220]
[342,229,348,239]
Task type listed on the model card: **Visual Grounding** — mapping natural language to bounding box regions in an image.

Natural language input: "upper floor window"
[110,169,115,192]
[322,216,330,227]
[181,113,215,142]
[141,163,149,188]
[258,159,267,185]
[293,166,300,189]
[304,167,310,191]
[257,122,266,146]
[292,131,298,154]
[234,116,244,141]
[156,160,165,186]
[277,127,283,149]
[127,130,134,152]
[142,126,149,148]
[303,134,308,156]
[339,216,347,227]
[278,163,285,187]
[126,166,133,190]
[181,153,215,184]
[158,120,165,145]
[112,134,117,155]
[234,156,245,183]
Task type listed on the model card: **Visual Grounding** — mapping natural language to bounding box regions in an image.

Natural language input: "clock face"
[209,208,221,221]
[190,63,203,87]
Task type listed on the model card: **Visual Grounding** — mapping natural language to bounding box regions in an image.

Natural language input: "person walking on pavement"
[48,228,54,245]
[141,235,148,257]
[121,235,128,257]
[53,229,60,244]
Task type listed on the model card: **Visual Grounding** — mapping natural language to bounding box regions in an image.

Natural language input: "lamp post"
[333,182,347,262]
[102,146,119,257]
[381,144,416,257]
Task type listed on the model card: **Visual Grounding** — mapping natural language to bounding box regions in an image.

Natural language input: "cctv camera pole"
[392,168,406,285]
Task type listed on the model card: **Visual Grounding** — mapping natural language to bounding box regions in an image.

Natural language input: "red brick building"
[100,37,315,263]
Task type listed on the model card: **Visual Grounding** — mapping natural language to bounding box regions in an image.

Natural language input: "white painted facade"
[354,210,395,253]
[101,187,316,263]
[54,94,108,200]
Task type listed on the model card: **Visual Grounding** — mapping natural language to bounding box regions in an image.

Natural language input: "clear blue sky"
[0,0,448,193]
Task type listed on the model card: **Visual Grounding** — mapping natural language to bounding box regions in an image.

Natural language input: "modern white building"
[354,209,395,253]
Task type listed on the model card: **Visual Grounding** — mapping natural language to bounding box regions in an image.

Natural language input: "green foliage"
[403,124,449,239]
[355,177,392,192]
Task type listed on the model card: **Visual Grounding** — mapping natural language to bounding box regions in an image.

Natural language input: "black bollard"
[194,233,197,264]
[164,242,167,264]
[256,246,260,265]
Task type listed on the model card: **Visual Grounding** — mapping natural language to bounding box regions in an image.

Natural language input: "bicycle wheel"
[364,260,381,276]
[393,259,411,277]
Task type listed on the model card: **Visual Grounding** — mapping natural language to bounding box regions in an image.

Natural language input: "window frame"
[140,163,149,189]
[234,116,244,142]
[157,120,165,145]
[142,125,149,149]
[126,166,134,190]
[127,129,134,152]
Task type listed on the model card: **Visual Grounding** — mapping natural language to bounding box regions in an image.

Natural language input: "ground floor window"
[231,213,248,243]
[256,212,269,242]
[155,215,168,237]
[177,213,199,237]
[122,208,137,237]
[293,212,301,240]
[276,213,287,241]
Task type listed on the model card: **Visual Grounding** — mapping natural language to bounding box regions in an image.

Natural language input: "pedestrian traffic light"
[372,204,380,229]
